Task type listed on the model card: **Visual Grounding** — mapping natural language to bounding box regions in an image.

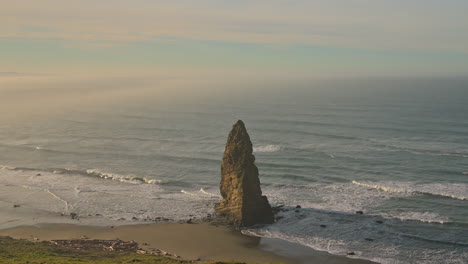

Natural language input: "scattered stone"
[215,120,274,227]
[110,226,114,229]
[36,173,41,176]
[70,213,78,220]
[186,218,193,224]
[132,217,138,221]
[356,211,364,215]
[296,205,302,209]
[160,250,171,256]
[80,235,88,239]
[320,225,327,228]
[118,218,126,221]
[13,204,20,208]
[376,220,384,224]
[347,251,356,256]
[365,238,374,241]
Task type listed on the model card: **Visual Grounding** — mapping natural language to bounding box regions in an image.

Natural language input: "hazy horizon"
[2,0,468,80]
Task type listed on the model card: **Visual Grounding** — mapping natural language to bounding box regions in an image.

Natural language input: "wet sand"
[0,222,376,264]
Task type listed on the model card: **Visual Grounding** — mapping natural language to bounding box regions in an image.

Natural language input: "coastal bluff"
[215,120,274,227]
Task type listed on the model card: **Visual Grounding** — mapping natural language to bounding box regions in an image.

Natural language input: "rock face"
[215,120,274,227]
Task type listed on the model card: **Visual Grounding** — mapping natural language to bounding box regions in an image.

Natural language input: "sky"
[1,0,468,79]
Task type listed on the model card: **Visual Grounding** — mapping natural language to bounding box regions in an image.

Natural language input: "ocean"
[0,78,467,263]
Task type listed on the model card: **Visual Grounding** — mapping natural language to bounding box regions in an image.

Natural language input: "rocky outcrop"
[215,120,274,227]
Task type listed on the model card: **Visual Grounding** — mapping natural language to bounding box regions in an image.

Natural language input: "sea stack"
[215,120,274,227]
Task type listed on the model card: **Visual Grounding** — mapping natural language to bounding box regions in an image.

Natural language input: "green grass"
[0,236,277,264]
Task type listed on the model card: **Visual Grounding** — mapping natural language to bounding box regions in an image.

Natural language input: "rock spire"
[215,120,274,226]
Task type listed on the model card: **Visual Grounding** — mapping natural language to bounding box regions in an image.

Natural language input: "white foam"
[243,208,466,264]
[253,145,281,153]
[85,169,161,185]
[263,182,407,214]
[0,165,17,170]
[352,181,408,194]
[181,188,220,199]
[463,172,468,175]
[352,181,467,201]
[199,188,220,197]
[0,167,217,228]
[384,211,449,224]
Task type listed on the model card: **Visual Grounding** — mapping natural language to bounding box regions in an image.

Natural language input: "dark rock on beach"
[356,211,364,215]
[215,120,274,227]
[70,213,78,220]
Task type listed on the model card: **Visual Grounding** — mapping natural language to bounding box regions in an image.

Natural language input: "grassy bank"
[0,236,276,264]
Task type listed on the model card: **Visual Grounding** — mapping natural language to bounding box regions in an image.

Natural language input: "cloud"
[0,72,20,76]
[1,0,468,53]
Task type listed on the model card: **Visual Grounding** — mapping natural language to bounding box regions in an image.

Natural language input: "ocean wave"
[378,144,468,158]
[199,188,220,197]
[243,209,468,264]
[383,211,449,224]
[352,181,467,201]
[253,145,281,153]
[0,165,17,170]
[85,169,161,185]
[1,165,161,185]
[181,188,220,198]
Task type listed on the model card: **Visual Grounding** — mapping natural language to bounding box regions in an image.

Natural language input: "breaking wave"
[253,145,281,153]
[84,169,161,185]
[352,181,467,201]
[384,211,449,224]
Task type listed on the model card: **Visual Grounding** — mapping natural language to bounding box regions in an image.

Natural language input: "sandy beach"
[0,222,376,264]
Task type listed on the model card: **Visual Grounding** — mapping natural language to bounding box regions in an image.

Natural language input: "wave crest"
[385,211,449,224]
[253,145,281,153]
[352,181,467,201]
[85,169,161,185]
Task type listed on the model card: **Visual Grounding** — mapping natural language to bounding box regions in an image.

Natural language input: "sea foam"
[352,180,467,201]
[253,145,281,153]
[85,169,161,185]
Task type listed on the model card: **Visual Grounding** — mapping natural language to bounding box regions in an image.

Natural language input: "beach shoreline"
[0,221,377,264]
